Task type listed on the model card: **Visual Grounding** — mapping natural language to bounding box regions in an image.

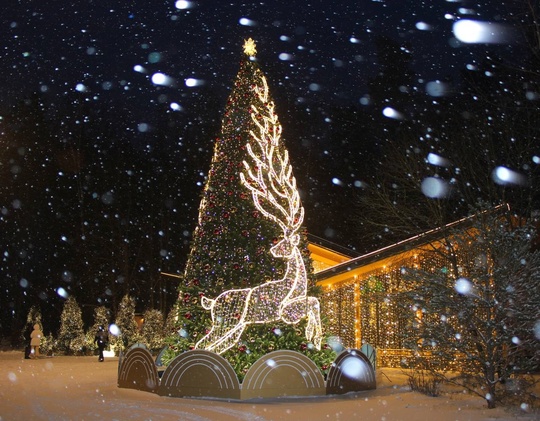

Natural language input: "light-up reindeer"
[194,76,323,355]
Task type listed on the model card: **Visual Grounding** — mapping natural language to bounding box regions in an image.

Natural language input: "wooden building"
[310,206,509,366]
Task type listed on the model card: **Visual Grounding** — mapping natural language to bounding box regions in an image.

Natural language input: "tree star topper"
[243,38,257,57]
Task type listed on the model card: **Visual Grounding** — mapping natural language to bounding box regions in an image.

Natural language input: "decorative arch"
[117,346,159,393]
[242,350,325,399]
[326,349,376,395]
[158,350,241,399]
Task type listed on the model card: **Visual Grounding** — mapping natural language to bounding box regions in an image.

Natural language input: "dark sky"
[1,0,519,109]
[0,0,526,246]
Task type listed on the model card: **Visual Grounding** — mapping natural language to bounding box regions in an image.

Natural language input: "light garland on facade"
[322,252,450,366]
[194,39,322,355]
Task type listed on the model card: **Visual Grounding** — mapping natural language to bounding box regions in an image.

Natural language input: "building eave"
[316,203,509,285]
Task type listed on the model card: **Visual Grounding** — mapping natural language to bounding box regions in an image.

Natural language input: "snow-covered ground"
[0,351,535,420]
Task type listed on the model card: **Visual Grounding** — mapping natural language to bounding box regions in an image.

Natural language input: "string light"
[321,251,454,367]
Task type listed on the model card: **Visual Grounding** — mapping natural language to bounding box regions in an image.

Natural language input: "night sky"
[1,0,524,238]
[2,1,519,106]
[0,0,534,327]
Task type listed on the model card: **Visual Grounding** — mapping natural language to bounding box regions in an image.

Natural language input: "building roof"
[307,234,361,258]
[315,204,509,285]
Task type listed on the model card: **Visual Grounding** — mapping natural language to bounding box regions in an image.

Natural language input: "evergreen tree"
[140,309,165,352]
[57,296,86,355]
[87,306,111,352]
[164,302,180,337]
[398,207,540,408]
[111,294,139,352]
[164,40,334,378]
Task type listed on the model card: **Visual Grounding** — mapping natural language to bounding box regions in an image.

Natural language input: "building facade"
[309,211,500,367]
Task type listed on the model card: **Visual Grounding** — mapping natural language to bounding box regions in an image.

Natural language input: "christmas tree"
[87,305,111,353]
[164,39,334,378]
[111,294,140,352]
[140,309,165,352]
[57,296,86,355]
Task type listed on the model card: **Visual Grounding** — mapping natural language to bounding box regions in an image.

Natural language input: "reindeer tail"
[201,296,214,310]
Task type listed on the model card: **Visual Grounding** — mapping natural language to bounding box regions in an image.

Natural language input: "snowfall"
[0,351,537,421]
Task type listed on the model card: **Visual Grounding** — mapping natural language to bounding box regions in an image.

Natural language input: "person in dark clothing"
[94,326,108,362]
[24,324,34,359]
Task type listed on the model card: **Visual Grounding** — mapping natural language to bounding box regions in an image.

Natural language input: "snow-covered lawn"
[0,351,535,420]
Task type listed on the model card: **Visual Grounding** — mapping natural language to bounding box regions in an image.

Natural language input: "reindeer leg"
[196,321,247,354]
[211,322,247,354]
[281,297,322,350]
[196,288,252,354]
[195,325,221,351]
[306,296,323,350]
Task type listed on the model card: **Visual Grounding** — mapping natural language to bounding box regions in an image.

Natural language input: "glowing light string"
[194,63,323,355]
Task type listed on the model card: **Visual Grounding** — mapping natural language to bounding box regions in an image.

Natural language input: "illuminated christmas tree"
[140,308,165,352]
[57,296,86,355]
[87,305,111,353]
[111,294,140,352]
[164,39,333,378]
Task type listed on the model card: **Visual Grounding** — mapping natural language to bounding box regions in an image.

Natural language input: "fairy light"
[321,251,451,365]
[195,43,322,354]
[354,280,361,349]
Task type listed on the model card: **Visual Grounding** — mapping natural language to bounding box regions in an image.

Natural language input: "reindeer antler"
[240,76,304,234]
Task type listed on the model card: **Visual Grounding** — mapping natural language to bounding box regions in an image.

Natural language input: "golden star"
[243,38,257,57]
